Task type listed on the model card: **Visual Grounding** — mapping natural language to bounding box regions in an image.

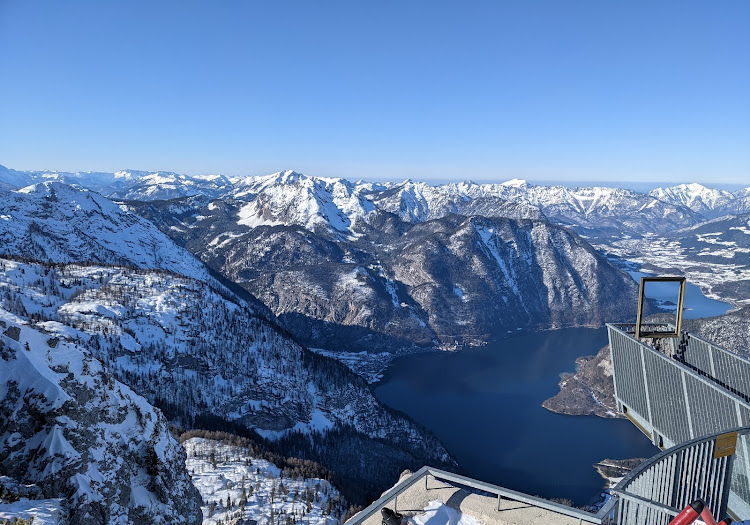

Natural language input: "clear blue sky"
[1,0,748,183]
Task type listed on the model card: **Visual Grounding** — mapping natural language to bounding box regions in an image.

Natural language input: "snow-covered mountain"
[133,193,641,352]
[731,187,750,215]
[109,170,233,201]
[368,179,545,223]
[217,173,703,239]
[0,306,202,525]
[0,182,455,505]
[8,164,747,238]
[0,164,36,189]
[0,256,453,505]
[450,180,704,238]
[0,166,134,194]
[648,183,739,219]
[0,165,232,200]
[0,182,216,283]
[223,173,711,239]
[228,170,376,237]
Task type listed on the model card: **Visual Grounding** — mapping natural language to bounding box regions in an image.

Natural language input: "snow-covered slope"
[0,307,202,525]
[0,256,453,504]
[0,164,34,189]
[184,435,347,525]
[730,187,750,215]
[230,170,375,236]
[0,165,232,201]
[369,179,545,223]
[0,182,215,283]
[109,170,232,201]
[649,183,735,219]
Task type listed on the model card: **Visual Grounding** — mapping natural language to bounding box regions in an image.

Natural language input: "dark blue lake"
[373,328,658,506]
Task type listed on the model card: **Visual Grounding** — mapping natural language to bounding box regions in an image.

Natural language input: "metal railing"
[607,324,750,448]
[612,426,750,524]
[345,466,616,525]
[678,331,750,403]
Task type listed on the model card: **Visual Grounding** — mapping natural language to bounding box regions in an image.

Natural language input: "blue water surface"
[373,328,658,506]
[627,270,732,319]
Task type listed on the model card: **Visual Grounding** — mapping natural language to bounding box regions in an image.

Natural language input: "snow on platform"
[354,471,592,525]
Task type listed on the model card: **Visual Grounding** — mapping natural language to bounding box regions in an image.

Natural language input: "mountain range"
[3,164,750,239]
[2,164,749,523]
[127,172,642,352]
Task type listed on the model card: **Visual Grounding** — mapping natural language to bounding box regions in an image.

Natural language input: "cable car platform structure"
[347,291,750,524]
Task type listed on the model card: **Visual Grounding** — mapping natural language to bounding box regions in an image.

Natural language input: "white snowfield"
[184,437,346,525]
[410,501,484,525]
[0,497,64,525]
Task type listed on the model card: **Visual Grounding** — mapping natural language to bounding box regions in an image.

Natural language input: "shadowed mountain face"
[131,189,640,352]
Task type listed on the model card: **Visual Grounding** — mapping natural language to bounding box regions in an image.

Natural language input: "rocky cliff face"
[132,189,641,352]
[0,308,203,525]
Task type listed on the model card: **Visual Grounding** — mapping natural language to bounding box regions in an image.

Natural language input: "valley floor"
[597,236,750,307]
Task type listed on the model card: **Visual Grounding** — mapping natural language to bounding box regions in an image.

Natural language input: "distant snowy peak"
[451,183,705,236]
[0,182,216,283]
[0,167,125,194]
[0,166,233,201]
[732,188,750,215]
[649,183,735,218]
[0,164,33,189]
[224,174,705,237]
[109,170,233,200]
[501,178,528,187]
[232,170,375,235]
[368,179,545,223]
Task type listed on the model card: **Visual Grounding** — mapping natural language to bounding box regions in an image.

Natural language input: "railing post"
[719,452,734,518]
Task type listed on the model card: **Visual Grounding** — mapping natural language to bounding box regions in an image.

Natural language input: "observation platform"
[347,467,614,525]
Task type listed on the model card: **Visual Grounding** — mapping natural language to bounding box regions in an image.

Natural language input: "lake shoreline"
[372,328,659,507]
